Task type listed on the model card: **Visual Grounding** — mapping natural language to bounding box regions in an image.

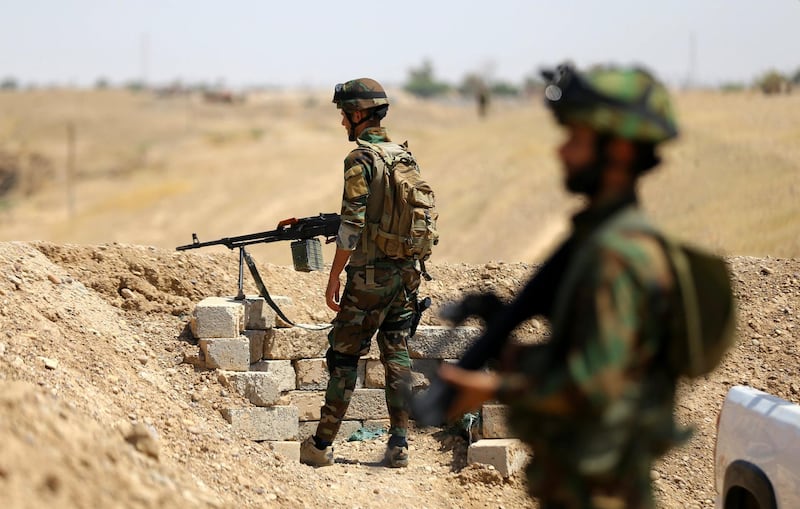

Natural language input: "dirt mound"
[0,241,797,509]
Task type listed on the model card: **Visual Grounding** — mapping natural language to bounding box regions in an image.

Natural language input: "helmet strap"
[565,135,610,197]
[345,110,378,142]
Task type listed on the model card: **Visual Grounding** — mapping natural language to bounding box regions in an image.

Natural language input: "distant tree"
[95,77,110,89]
[490,81,519,97]
[404,60,451,98]
[756,70,789,95]
[792,68,800,85]
[522,73,544,96]
[0,77,19,90]
[124,80,145,92]
[458,72,485,97]
[719,82,746,93]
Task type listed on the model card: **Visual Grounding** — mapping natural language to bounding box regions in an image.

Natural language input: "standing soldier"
[300,78,422,468]
[438,63,692,508]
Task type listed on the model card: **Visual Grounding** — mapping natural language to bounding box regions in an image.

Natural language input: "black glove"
[438,292,504,326]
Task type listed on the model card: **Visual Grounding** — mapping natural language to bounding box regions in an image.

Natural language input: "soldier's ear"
[351,110,366,124]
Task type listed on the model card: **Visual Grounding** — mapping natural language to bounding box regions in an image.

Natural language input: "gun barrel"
[175,213,340,252]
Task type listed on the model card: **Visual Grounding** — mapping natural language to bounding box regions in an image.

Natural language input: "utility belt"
[352,235,422,286]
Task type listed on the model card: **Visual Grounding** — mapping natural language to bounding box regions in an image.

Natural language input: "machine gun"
[176,213,340,326]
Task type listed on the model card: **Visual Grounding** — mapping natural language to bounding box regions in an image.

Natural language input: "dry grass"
[0,88,797,264]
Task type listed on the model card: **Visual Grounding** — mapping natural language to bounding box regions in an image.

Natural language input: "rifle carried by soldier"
[176,212,340,327]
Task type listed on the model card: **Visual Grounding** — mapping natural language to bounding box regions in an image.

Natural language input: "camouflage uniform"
[499,195,687,509]
[315,126,420,443]
[495,65,685,508]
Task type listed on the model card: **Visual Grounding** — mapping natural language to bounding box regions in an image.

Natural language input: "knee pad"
[325,348,359,374]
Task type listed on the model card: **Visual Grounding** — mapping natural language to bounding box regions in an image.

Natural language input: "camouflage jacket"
[336,126,399,267]
[498,194,686,487]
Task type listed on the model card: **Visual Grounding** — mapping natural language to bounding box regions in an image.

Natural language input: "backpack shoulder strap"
[550,206,658,335]
[586,207,735,377]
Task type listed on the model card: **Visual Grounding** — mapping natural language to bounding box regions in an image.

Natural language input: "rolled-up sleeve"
[336,151,372,251]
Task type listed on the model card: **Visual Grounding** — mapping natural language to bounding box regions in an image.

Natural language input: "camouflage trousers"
[528,450,656,509]
[315,261,420,442]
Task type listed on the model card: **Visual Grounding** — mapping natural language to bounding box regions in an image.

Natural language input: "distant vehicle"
[715,385,800,509]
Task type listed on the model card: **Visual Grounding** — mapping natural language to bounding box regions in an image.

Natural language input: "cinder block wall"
[191,295,529,473]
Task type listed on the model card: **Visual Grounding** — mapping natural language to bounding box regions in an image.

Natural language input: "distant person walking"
[477,85,490,118]
[300,78,436,468]
[438,63,733,508]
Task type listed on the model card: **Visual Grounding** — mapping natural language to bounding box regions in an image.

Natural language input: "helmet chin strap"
[345,110,372,142]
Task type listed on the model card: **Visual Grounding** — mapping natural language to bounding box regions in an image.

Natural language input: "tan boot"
[385,444,409,468]
[300,436,334,467]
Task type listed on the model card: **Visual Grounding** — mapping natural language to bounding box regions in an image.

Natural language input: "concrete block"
[408,326,481,359]
[294,358,329,390]
[271,295,295,328]
[286,391,325,421]
[347,389,388,420]
[298,420,362,442]
[192,296,245,339]
[218,362,295,406]
[291,359,365,391]
[264,326,329,360]
[265,441,300,462]
[467,439,529,478]
[481,404,516,439]
[364,358,439,390]
[410,359,440,389]
[243,296,276,330]
[287,388,387,421]
[221,406,299,441]
[199,337,250,371]
[362,419,389,432]
[244,329,268,364]
[365,360,384,388]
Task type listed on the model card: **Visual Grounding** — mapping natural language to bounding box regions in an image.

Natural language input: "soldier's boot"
[385,435,409,468]
[300,436,334,467]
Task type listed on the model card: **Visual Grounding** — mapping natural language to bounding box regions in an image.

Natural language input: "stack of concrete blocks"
[191,295,301,461]
[283,324,484,442]
[192,294,531,472]
[468,403,530,478]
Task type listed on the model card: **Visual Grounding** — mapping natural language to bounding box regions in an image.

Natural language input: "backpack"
[556,207,736,378]
[357,138,439,263]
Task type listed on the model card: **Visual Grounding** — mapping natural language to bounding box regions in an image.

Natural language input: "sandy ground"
[0,240,797,509]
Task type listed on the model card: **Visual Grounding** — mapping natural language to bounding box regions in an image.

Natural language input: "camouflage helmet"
[332,78,389,112]
[541,63,678,143]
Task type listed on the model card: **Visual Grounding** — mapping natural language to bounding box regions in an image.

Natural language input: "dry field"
[0,87,798,263]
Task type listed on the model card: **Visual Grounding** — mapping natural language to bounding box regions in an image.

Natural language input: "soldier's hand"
[326,276,341,312]
[439,292,504,326]
[437,363,500,421]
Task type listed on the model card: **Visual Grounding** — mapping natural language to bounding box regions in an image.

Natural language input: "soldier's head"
[332,78,390,141]
[541,63,678,198]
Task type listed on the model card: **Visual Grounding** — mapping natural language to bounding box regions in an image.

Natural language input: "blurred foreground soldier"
[300,78,434,468]
[438,64,713,508]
